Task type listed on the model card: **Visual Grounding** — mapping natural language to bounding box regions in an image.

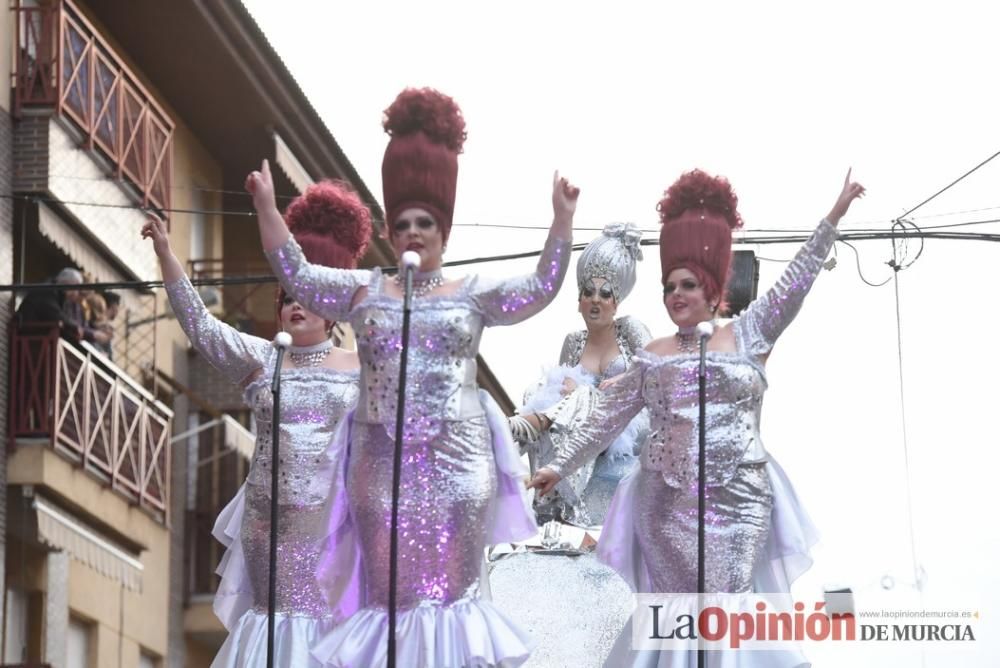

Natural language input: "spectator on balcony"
[142,181,373,668]
[15,267,109,348]
[88,290,120,359]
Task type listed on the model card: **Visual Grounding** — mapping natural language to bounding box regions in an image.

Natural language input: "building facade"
[2,2,514,666]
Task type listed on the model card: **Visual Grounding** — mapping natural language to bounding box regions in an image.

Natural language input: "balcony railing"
[13,0,174,214]
[9,323,173,523]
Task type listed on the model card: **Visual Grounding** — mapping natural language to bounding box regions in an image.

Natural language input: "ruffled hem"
[212,484,253,630]
[312,597,533,668]
[211,609,338,668]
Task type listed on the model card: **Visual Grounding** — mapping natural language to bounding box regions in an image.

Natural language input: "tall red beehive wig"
[657,169,744,308]
[381,87,466,243]
[277,180,373,316]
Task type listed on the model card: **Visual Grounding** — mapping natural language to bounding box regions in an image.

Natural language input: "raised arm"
[528,358,647,495]
[246,160,370,322]
[142,216,269,385]
[735,170,864,357]
[472,172,578,326]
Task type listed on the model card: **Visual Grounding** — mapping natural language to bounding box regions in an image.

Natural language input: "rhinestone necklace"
[393,269,445,298]
[675,324,705,354]
[288,339,333,368]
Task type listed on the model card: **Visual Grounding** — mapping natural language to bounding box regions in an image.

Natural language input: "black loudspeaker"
[726,250,759,316]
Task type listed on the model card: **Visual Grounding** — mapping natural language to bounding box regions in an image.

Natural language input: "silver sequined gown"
[165,276,359,668]
[526,314,651,526]
[551,220,836,668]
[267,232,570,668]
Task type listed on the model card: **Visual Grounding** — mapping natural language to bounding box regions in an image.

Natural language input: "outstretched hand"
[244,159,277,214]
[552,170,580,223]
[140,215,171,258]
[526,467,561,497]
[826,168,866,226]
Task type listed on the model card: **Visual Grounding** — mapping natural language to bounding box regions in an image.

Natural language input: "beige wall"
[8,445,172,660]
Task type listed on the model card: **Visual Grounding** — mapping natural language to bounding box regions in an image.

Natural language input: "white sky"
[243,2,999,664]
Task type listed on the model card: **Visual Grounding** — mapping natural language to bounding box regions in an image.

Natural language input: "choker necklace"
[288,339,333,368]
[394,268,444,298]
[675,323,705,354]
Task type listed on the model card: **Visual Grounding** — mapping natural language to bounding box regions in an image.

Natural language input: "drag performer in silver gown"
[492,223,651,667]
[512,222,651,527]
[247,87,579,667]
[530,169,866,667]
[143,180,371,667]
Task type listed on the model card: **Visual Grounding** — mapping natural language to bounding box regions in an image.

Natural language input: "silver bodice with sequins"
[268,232,572,441]
[243,368,359,502]
[558,315,651,382]
[551,219,837,488]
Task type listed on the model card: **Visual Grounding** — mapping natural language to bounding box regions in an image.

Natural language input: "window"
[3,587,28,663]
[66,617,92,668]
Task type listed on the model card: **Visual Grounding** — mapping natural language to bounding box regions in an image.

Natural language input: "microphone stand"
[266,334,290,668]
[388,263,415,668]
[697,327,709,668]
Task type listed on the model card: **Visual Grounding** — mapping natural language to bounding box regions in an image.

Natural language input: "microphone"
[272,331,292,350]
[400,250,421,271]
[400,251,420,311]
[271,331,292,393]
[696,320,715,340]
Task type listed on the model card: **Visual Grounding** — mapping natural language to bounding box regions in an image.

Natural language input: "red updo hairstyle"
[657,169,744,311]
[381,87,466,244]
[276,180,373,320]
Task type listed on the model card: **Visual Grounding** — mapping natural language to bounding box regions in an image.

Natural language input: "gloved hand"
[509,415,540,443]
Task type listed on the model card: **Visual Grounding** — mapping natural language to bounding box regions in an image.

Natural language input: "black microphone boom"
[696,320,713,668]
[388,251,420,667]
[267,331,291,668]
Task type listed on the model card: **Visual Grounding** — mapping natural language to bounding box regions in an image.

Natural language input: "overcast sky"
[242,2,999,664]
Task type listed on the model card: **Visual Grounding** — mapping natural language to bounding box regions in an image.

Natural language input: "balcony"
[9,323,172,523]
[13,0,174,214]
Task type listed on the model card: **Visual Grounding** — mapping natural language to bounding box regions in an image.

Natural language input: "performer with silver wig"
[511,222,651,527]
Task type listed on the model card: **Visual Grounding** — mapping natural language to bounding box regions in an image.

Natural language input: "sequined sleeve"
[558,330,586,366]
[617,315,652,355]
[734,219,837,357]
[265,235,371,322]
[470,233,572,327]
[547,360,647,480]
[164,275,270,385]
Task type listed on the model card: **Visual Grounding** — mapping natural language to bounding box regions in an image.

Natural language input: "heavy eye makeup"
[392,217,436,234]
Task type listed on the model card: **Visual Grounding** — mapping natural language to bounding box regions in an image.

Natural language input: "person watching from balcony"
[15,267,108,347]
[142,180,373,668]
[87,290,119,359]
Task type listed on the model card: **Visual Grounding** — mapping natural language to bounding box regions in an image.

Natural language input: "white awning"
[273,130,314,193]
[33,496,144,592]
[37,202,142,313]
